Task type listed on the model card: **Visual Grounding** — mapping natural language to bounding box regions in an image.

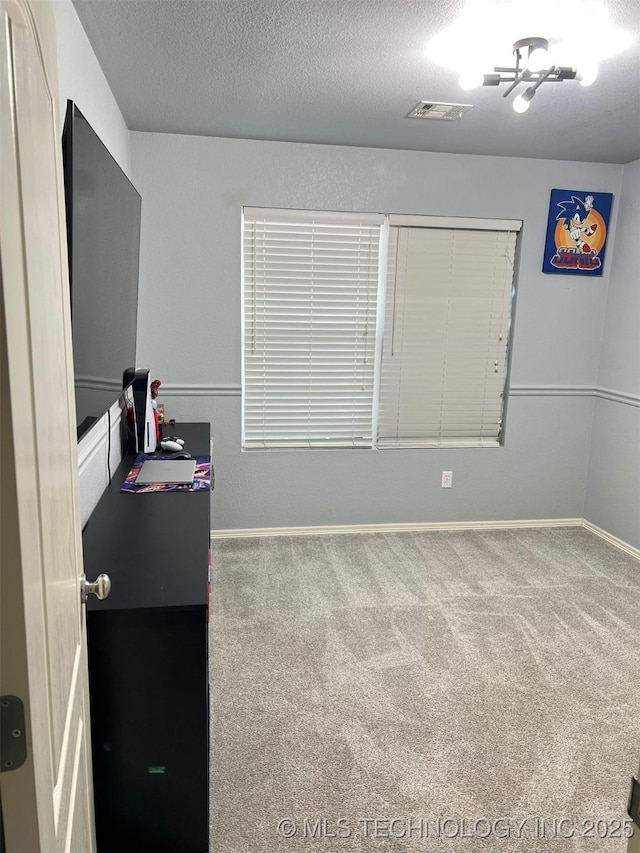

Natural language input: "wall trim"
[510,384,640,408]
[594,387,640,408]
[210,518,583,539]
[211,518,639,561]
[161,383,241,397]
[161,383,640,407]
[581,520,640,561]
[510,384,594,397]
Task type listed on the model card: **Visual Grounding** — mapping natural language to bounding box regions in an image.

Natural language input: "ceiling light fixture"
[512,86,536,113]
[459,37,597,112]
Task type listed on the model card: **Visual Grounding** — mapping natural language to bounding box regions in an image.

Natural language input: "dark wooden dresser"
[83,423,210,852]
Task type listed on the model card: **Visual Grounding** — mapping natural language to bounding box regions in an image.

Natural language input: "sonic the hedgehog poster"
[542,189,613,276]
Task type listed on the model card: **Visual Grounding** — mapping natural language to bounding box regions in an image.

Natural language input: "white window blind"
[377,225,518,448]
[242,208,383,448]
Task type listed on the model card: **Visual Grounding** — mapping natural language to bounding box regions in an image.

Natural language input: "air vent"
[407,101,473,121]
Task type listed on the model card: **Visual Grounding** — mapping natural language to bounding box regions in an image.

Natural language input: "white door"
[0,0,96,850]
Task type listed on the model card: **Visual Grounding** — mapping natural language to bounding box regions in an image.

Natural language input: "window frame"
[241,207,522,451]
[241,207,385,450]
[375,215,521,450]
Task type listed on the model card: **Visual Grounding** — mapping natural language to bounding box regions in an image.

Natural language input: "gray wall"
[52,0,132,522]
[52,0,130,176]
[130,132,623,531]
[585,159,640,549]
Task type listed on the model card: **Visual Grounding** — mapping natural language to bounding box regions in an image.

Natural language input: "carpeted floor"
[209,527,640,852]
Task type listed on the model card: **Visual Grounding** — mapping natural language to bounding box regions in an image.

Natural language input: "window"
[242,208,520,450]
[378,217,519,448]
[242,208,384,448]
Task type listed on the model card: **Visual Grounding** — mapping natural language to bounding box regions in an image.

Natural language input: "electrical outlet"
[441,470,453,488]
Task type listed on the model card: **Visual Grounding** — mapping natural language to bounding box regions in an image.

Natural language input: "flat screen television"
[62,101,141,441]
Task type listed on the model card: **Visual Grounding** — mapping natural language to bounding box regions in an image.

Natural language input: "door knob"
[81,573,111,603]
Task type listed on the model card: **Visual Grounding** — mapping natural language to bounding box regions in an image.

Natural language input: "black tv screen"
[62,101,141,440]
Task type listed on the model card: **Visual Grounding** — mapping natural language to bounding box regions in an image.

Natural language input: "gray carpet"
[209,527,640,852]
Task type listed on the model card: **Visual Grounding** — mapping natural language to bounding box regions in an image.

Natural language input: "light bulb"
[527,46,548,72]
[577,63,598,87]
[458,69,484,90]
[513,89,534,114]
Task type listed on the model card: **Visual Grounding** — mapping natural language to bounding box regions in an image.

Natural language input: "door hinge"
[629,776,640,829]
[0,695,27,772]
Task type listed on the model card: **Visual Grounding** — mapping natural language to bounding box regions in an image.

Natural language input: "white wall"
[131,132,623,531]
[585,159,640,549]
[52,0,132,522]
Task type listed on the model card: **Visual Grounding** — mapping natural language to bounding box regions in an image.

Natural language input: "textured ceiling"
[72,0,640,163]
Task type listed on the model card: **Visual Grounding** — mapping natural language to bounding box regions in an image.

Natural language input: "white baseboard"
[581,519,640,560]
[211,518,640,561]
[210,518,583,540]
